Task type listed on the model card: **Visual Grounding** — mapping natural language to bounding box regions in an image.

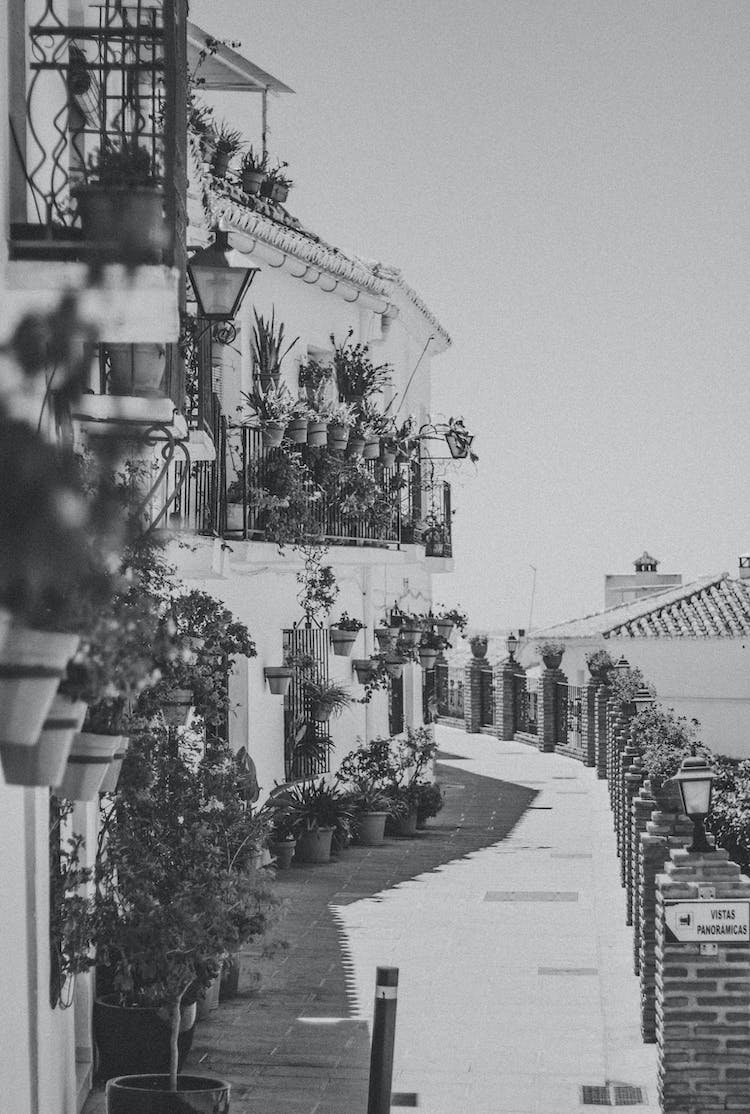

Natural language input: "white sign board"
[665,900,750,943]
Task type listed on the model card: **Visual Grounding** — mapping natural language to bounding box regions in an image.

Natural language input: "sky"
[192,0,750,630]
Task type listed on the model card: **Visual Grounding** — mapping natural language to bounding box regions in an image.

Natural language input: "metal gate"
[282,625,330,781]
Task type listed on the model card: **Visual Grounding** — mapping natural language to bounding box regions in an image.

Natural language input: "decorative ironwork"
[389,671,404,735]
[137,423,191,536]
[513,674,538,735]
[479,668,494,726]
[10,0,178,260]
[554,682,583,749]
[435,664,464,719]
[282,625,330,782]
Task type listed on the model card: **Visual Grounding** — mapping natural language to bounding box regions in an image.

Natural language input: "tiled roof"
[533,574,750,639]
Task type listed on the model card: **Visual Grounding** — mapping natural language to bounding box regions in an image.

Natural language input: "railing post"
[367,967,399,1114]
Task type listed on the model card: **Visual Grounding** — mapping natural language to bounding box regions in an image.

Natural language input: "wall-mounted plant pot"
[363,437,380,460]
[105,343,167,398]
[399,626,422,649]
[106,1073,230,1114]
[310,701,333,723]
[355,811,389,847]
[352,659,376,684]
[262,421,286,449]
[264,667,293,696]
[0,694,86,787]
[0,625,79,751]
[347,436,365,457]
[542,653,563,671]
[269,837,297,870]
[99,737,130,795]
[419,649,439,671]
[55,732,122,801]
[296,827,333,864]
[196,969,222,1020]
[94,997,197,1084]
[329,628,358,656]
[374,627,395,651]
[74,184,166,264]
[241,168,265,196]
[286,417,308,445]
[385,658,405,680]
[435,620,454,643]
[307,420,328,448]
[161,689,194,727]
[327,423,350,452]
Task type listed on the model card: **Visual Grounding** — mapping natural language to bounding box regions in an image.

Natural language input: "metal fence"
[282,625,330,782]
[513,674,538,735]
[435,663,464,720]
[479,668,494,726]
[556,682,583,750]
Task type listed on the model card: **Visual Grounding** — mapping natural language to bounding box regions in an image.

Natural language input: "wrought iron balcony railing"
[9,0,186,265]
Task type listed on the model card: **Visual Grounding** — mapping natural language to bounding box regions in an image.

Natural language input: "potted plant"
[252,308,299,390]
[585,647,615,682]
[303,676,353,722]
[240,145,268,196]
[399,616,423,649]
[434,606,468,643]
[336,747,399,847]
[444,416,478,462]
[102,342,167,398]
[537,639,565,671]
[264,666,293,696]
[322,400,356,452]
[414,781,444,829]
[261,161,293,203]
[49,801,97,1010]
[286,397,310,445]
[240,381,295,447]
[418,630,443,671]
[270,780,353,864]
[331,330,393,403]
[329,612,364,657]
[373,624,395,652]
[94,722,276,1101]
[209,120,244,177]
[303,384,331,448]
[74,140,165,263]
[469,634,488,659]
[298,357,333,402]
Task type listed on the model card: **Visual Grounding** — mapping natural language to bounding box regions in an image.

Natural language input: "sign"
[665,900,750,943]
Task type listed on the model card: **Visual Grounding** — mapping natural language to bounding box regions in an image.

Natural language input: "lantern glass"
[187,232,258,321]
[506,633,518,658]
[677,777,713,818]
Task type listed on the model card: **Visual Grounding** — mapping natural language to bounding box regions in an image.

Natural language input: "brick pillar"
[594,683,610,779]
[656,845,750,1112]
[463,659,483,734]
[624,755,646,923]
[494,660,522,741]
[580,678,597,767]
[618,729,641,877]
[632,778,658,973]
[537,667,566,753]
[638,781,698,1042]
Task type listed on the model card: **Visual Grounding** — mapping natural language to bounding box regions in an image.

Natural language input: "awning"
[187,22,294,94]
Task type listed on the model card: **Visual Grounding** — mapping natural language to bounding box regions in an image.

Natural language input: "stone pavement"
[83,726,659,1113]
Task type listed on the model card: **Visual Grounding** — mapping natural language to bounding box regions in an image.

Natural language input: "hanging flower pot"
[363,436,380,460]
[399,625,422,649]
[99,737,130,795]
[286,417,309,445]
[435,620,454,643]
[374,627,395,651]
[352,659,376,684]
[55,732,122,802]
[385,657,405,680]
[307,420,328,448]
[310,701,333,723]
[347,436,365,457]
[105,343,167,398]
[419,647,439,671]
[161,688,194,727]
[0,693,86,787]
[262,421,286,449]
[74,183,166,264]
[327,423,350,452]
[0,624,79,751]
[329,627,359,657]
[264,666,293,695]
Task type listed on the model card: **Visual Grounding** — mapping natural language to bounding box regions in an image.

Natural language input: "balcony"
[164,415,453,555]
[8,0,185,269]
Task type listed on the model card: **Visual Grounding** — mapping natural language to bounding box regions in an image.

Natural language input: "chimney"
[739,555,750,580]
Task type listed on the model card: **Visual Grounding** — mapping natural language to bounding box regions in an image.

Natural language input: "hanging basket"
[161,688,194,727]
[329,628,358,657]
[55,732,122,801]
[0,694,86,787]
[352,659,376,684]
[0,625,79,750]
[286,417,309,445]
[264,666,293,695]
[99,737,130,795]
[262,421,286,448]
[307,420,328,448]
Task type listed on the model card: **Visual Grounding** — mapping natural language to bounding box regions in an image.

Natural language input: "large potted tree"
[95,722,276,1111]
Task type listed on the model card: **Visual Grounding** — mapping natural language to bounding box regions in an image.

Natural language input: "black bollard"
[367,966,399,1114]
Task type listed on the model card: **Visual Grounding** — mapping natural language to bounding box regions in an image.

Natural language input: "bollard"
[367,966,399,1114]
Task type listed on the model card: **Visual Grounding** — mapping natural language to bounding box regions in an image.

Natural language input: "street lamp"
[672,753,716,853]
[632,685,654,713]
[506,632,519,662]
[614,656,630,674]
[187,230,259,322]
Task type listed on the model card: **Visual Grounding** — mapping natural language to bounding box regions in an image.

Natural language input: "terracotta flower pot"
[269,837,297,870]
[399,626,422,649]
[374,627,395,651]
[363,436,380,460]
[74,184,166,264]
[385,658,405,680]
[0,624,78,749]
[542,652,563,670]
[435,620,454,643]
[264,667,293,695]
[352,659,376,684]
[419,648,439,671]
[389,806,418,838]
[106,1074,229,1114]
[241,168,265,196]
[270,182,290,204]
[161,688,194,727]
[106,343,166,397]
[99,737,130,795]
[347,436,365,457]
[330,628,358,656]
[296,827,333,864]
[307,420,328,448]
[196,969,222,1020]
[262,421,286,449]
[356,811,389,847]
[327,423,350,452]
[0,693,86,787]
[286,417,309,445]
[380,446,397,468]
[310,701,332,722]
[220,952,241,1000]
[55,732,122,801]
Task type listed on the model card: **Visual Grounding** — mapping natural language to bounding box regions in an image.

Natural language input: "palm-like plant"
[240,381,295,426]
[252,308,299,385]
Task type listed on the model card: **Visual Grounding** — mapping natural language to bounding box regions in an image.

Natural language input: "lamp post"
[506,632,519,662]
[632,685,654,714]
[672,753,716,853]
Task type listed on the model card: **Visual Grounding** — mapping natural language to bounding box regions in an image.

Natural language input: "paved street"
[84,725,659,1113]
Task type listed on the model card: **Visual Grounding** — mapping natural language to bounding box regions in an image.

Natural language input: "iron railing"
[282,625,330,782]
[9,0,183,263]
[479,668,494,726]
[435,663,465,720]
[556,682,583,750]
[513,674,538,735]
